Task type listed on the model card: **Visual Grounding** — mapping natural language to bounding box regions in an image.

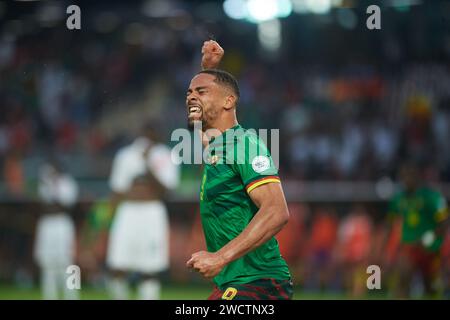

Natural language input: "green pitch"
[0,285,407,300]
[0,285,211,300]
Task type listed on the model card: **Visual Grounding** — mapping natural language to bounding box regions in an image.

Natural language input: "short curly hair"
[198,69,240,104]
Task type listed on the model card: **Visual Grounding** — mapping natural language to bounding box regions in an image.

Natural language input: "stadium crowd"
[1,5,450,299]
[2,27,450,196]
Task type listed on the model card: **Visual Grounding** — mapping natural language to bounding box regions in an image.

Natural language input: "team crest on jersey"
[209,155,220,165]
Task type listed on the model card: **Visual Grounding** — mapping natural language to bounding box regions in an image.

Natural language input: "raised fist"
[201,40,224,70]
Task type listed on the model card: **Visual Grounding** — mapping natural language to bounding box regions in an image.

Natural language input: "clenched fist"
[201,40,224,70]
[186,250,226,279]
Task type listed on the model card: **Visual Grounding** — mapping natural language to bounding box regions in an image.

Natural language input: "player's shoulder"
[60,173,78,187]
[418,186,440,196]
[115,142,135,157]
[112,147,131,167]
[232,126,264,146]
[151,143,171,154]
[115,137,151,159]
[390,189,405,202]
[419,186,445,203]
[147,143,173,164]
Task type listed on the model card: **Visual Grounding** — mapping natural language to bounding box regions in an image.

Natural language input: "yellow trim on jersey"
[435,208,449,222]
[246,177,281,194]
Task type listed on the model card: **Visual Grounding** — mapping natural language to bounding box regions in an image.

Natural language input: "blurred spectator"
[302,207,339,293]
[2,30,450,182]
[3,149,25,197]
[336,205,373,298]
[276,203,308,284]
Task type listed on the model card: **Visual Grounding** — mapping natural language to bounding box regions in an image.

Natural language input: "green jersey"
[88,199,113,232]
[199,124,291,288]
[388,186,448,252]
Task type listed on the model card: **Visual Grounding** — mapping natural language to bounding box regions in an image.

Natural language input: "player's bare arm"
[187,182,289,279]
[196,40,225,147]
[201,40,224,70]
[435,215,450,238]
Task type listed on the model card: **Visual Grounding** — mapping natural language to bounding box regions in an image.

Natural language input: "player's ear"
[223,94,236,110]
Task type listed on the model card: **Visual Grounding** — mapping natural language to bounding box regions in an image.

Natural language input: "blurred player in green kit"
[386,162,449,298]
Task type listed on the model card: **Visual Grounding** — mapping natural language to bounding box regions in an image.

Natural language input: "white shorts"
[34,213,75,268]
[106,201,169,274]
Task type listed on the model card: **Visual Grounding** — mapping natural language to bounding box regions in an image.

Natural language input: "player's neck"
[209,115,239,136]
[405,186,419,195]
[202,114,239,145]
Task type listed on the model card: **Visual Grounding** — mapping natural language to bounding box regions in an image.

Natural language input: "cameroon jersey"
[199,124,291,288]
[88,199,113,232]
[388,187,448,252]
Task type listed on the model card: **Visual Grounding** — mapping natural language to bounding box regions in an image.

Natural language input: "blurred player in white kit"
[106,122,180,300]
[34,161,79,300]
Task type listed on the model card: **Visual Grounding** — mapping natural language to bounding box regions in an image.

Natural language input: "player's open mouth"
[189,106,201,113]
[188,105,202,118]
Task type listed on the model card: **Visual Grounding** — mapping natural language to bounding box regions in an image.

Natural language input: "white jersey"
[107,137,180,273]
[34,169,78,268]
[109,137,180,194]
[38,169,79,207]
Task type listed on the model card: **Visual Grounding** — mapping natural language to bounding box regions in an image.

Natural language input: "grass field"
[0,285,410,300]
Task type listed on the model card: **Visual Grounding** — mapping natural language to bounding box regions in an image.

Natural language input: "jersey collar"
[209,124,242,144]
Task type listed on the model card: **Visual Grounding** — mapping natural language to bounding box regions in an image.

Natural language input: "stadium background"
[1,0,450,299]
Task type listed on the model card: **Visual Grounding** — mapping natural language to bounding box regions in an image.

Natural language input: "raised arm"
[201,40,224,70]
[197,40,225,147]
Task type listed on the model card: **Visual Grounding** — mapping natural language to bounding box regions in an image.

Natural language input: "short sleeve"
[109,152,130,193]
[387,195,400,221]
[233,134,280,194]
[57,174,79,207]
[433,192,448,223]
[38,169,78,207]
